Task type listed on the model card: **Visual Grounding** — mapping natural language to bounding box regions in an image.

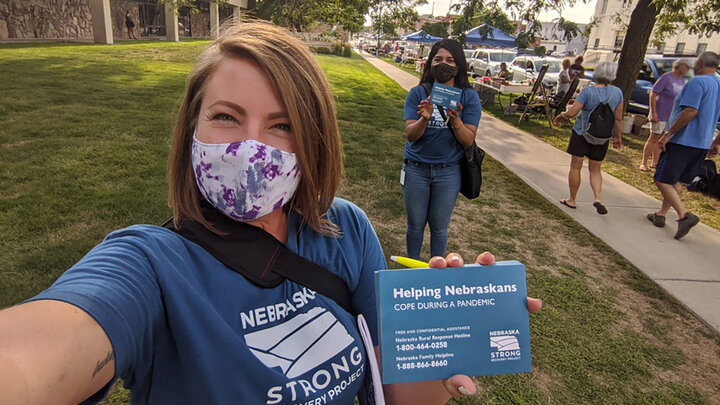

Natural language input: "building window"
[594,38,600,49]
[601,0,609,14]
[697,43,707,55]
[614,34,624,49]
[656,42,665,53]
[675,42,685,54]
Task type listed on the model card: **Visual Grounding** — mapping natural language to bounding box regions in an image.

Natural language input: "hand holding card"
[375,257,535,385]
[429,83,462,110]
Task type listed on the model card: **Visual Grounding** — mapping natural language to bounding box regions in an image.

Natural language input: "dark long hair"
[420,39,470,88]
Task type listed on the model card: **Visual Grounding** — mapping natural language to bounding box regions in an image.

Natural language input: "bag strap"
[162,208,353,314]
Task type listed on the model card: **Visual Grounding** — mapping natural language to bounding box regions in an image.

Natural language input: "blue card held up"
[375,261,531,384]
[429,83,462,110]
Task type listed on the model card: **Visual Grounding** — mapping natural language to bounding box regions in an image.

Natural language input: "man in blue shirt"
[648,52,720,239]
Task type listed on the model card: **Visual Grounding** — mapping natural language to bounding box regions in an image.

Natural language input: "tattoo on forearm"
[92,351,114,378]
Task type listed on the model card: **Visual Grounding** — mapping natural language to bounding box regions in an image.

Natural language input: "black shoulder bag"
[421,83,485,199]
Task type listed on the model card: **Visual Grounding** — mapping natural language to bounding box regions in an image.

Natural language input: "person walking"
[553,62,624,214]
[640,59,693,171]
[648,52,720,239]
[402,39,482,260]
[125,10,137,39]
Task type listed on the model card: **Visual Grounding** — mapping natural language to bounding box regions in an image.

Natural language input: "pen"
[390,255,429,268]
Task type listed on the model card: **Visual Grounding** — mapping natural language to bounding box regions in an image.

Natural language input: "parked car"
[508,55,563,89]
[464,49,475,63]
[467,48,517,77]
[584,56,696,115]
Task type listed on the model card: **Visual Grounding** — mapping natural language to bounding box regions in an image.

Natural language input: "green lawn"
[1,40,719,404]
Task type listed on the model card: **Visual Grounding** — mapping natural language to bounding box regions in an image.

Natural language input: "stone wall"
[0,0,222,41]
[0,0,93,39]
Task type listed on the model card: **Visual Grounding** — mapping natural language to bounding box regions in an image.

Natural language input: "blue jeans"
[402,160,461,259]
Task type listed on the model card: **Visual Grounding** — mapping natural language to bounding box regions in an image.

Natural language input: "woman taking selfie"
[0,22,541,404]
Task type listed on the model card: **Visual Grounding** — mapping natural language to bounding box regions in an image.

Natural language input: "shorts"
[651,121,666,133]
[654,142,708,184]
[566,130,610,161]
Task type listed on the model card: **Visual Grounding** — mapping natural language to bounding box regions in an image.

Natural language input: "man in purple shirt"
[640,59,692,171]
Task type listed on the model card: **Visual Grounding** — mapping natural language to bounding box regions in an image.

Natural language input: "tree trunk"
[613,0,661,114]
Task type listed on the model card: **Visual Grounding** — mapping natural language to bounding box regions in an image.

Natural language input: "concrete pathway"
[360,52,720,335]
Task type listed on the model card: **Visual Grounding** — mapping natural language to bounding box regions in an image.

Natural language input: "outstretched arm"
[0,300,114,404]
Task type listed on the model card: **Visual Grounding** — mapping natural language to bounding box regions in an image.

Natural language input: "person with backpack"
[402,39,482,260]
[553,62,624,215]
[648,52,720,239]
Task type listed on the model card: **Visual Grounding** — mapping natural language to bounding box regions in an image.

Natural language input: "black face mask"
[431,62,458,83]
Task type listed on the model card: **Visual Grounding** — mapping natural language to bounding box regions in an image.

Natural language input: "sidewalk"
[360,52,720,335]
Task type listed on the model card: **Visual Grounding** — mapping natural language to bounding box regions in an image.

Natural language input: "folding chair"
[518,64,553,127]
[549,78,580,118]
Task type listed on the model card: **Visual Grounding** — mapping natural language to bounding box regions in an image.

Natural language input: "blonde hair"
[167,21,342,236]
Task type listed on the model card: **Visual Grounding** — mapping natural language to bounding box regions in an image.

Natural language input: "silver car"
[468,48,517,77]
[508,56,563,88]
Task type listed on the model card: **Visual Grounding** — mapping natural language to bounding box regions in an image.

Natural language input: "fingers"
[527,297,543,313]
[443,374,477,397]
[428,256,447,268]
[446,253,464,267]
[476,252,495,265]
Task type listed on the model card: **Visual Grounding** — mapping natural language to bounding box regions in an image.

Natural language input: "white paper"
[357,314,385,405]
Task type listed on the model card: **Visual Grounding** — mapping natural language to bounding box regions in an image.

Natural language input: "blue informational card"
[429,82,463,110]
[375,261,531,384]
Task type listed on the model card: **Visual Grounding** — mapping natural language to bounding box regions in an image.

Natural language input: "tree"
[613,0,661,111]
[368,0,425,40]
[422,21,449,38]
[246,0,372,34]
[612,0,719,111]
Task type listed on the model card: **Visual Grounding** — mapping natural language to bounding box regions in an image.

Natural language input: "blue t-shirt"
[403,85,482,164]
[29,198,386,405]
[667,74,720,149]
[572,85,624,136]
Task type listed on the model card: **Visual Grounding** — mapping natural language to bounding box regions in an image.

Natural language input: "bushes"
[312,42,352,58]
[342,42,352,58]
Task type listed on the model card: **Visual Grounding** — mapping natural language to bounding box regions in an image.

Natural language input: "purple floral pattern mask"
[192,133,300,221]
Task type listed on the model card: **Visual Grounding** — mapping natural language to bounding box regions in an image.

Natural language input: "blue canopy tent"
[465,24,516,48]
[401,30,442,43]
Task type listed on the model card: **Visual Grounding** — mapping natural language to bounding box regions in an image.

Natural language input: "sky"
[414,0,598,24]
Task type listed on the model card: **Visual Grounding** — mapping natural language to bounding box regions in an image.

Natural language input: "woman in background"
[401,39,482,260]
[554,62,624,215]
[639,59,692,171]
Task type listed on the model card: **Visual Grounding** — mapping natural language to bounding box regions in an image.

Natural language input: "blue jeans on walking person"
[402,159,462,260]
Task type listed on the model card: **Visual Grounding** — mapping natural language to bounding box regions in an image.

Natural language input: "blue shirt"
[667,74,720,149]
[403,85,482,164]
[572,85,624,136]
[29,198,386,405]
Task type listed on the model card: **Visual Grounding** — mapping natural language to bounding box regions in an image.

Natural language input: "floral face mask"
[191,133,301,221]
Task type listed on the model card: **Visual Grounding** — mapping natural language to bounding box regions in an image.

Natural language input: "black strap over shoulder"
[162,203,353,314]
